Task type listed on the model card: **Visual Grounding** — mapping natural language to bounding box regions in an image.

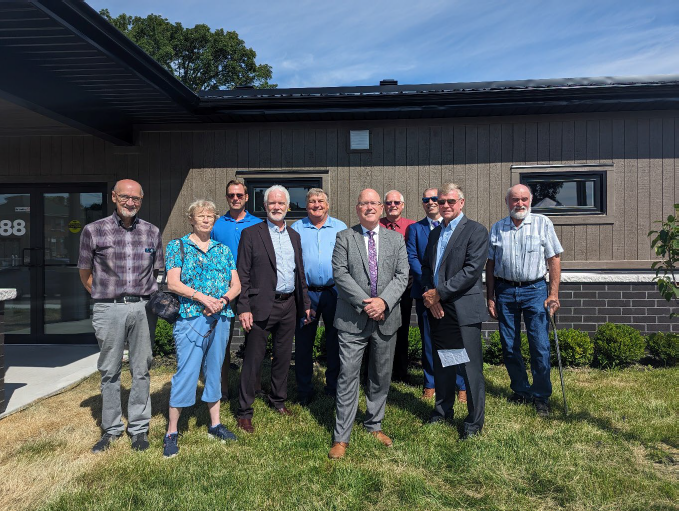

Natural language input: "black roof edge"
[199,74,679,100]
[32,0,199,110]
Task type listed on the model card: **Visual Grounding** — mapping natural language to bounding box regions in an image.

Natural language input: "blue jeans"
[495,279,551,401]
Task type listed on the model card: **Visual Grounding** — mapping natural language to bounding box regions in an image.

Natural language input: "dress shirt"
[290,216,347,286]
[77,212,163,299]
[360,224,380,263]
[427,216,443,231]
[267,219,296,293]
[434,213,465,286]
[211,210,262,263]
[379,216,415,238]
[488,213,563,282]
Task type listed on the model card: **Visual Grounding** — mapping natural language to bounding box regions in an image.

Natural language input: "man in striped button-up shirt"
[485,184,563,417]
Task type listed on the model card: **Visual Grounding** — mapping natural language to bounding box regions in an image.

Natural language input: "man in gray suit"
[328,188,409,459]
[422,183,489,439]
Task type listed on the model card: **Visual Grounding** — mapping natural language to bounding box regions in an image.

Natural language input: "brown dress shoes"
[273,406,293,416]
[328,442,348,459]
[370,431,393,447]
[237,418,254,434]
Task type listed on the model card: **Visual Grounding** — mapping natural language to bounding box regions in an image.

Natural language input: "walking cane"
[548,307,568,415]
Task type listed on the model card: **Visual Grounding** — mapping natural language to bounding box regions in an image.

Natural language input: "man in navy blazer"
[406,187,467,402]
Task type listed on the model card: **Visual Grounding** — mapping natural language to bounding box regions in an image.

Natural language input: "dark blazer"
[236,222,310,321]
[421,215,489,327]
[406,217,432,299]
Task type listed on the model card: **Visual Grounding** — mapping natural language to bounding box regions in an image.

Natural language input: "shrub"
[483,330,529,365]
[153,319,175,356]
[549,328,594,367]
[593,323,646,369]
[646,332,679,366]
[408,327,422,362]
[312,326,327,360]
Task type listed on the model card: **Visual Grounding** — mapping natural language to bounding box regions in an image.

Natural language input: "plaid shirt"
[78,211,164,299]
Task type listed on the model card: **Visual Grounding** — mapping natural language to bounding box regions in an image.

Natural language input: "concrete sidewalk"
[1,344,99,419]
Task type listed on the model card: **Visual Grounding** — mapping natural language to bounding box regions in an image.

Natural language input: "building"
[0,0,677,351]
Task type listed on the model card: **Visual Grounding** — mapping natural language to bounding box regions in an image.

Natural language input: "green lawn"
[5,364,678,511]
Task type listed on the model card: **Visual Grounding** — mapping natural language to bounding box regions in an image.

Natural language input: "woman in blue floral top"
[162,199,241,457]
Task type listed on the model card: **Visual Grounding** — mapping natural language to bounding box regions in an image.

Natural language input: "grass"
[0,362,677,511]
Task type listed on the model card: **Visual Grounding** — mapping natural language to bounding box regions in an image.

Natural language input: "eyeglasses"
[308,199,327,205]
[227,193,245,199]
[437,198,459,206]
[115,194,142,204]
[385,201,402,206]
[422,196,438,204]
[357,201,382,208]
[194,214,216,220]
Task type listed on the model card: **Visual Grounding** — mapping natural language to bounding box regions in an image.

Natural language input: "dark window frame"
[243,177,323,220]
[520,171,607,216]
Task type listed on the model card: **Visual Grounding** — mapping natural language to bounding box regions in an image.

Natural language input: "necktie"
[367,231,378,297]
[388,222,396,231]
[433,221,440,228]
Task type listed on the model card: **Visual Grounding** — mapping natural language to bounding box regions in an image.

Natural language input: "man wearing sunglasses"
[211,179,262,401]
[421,183,488,439]
[378,190,415,385]
[406,188,467,402]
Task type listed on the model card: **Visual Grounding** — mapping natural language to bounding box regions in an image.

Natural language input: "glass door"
[0,184,106,343]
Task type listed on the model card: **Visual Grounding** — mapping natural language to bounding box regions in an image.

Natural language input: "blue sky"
[88,0,679,89]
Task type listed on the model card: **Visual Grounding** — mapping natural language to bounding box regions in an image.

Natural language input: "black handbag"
[146,239,184,323]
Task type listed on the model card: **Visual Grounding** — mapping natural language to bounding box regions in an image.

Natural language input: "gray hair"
[264,185,290,205]
[186,199,218,221]
[505,184,533,201]
[306,188,328,202]
[438,183,464,200]
[384,189,404,202]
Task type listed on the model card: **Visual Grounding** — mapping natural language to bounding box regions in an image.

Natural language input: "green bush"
[593,323,646,369]
[646,332,679,366]
[312,326,327,360]
[483,330,529,365]
[408,327,422,361]
[153,319,175,357]
[549,328,594,367]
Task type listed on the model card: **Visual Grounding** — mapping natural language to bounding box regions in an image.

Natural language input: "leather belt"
[495,277,545,288]
[308,285,334,292]
[274,292,293,300]
[94,295,150,303]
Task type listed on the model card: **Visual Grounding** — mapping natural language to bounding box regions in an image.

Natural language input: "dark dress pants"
[429,302,485,434]
[392,285,414,382]
[237,296,296,418]
[294,288,340,397]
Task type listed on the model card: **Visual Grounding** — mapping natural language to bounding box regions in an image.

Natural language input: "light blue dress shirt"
[434,213,465,286]
[267,219,296,293]
[211,210,262,264]
[290,216,347,286]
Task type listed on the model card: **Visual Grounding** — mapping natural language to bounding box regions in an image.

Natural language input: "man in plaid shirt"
[78,179,164,453]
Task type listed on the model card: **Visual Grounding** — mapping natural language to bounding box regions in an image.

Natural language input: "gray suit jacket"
[422,215,490,327]
[332,224,409,335]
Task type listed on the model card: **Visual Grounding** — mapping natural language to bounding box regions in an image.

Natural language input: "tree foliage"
[99,9,275,92]
[649,203,679,318]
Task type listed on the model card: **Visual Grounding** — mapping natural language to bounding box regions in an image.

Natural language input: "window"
[244,178,323,220]
[520,172,606,215]
[349,130,371,151]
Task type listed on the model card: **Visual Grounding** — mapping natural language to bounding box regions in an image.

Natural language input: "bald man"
[486,184,563,418]
[78,179,163,453]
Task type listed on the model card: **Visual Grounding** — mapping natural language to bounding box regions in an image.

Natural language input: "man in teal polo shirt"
[211,179,262,400]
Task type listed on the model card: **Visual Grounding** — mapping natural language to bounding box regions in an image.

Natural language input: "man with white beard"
[485,184,563,417]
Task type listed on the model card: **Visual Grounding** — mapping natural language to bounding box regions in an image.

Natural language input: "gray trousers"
[92,301,156,436]
[333,321,396,443]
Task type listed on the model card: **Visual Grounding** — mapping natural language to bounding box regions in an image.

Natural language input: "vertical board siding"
[0,112,677,267]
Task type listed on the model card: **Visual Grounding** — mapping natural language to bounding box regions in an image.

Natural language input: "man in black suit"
[235,185,311,433]
[421,183,489,438]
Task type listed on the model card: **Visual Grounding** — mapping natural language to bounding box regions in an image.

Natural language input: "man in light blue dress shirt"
[291,189,347,404]
[486,184,563,417]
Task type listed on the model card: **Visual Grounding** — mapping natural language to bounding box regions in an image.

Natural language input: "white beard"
[510,206,530,220]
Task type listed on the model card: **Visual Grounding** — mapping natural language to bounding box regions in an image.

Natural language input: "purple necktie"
[433,221,440,228]
[367,231,378,297]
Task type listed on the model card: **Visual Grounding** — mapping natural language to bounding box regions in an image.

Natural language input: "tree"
[99,9,275,92]
[649,204,679,318]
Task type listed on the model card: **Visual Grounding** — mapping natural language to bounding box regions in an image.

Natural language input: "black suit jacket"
[422,215,489,332]
[236,221,310,321]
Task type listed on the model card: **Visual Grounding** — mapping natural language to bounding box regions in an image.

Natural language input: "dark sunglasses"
[227,193,245,199]
[385,201,402,206]
[422,196,438,204]
[437,198,459,206]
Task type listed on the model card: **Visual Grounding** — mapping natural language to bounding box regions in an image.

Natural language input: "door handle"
[21,247,42,267]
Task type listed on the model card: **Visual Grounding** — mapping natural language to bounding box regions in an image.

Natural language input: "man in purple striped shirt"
[78,179,164,453]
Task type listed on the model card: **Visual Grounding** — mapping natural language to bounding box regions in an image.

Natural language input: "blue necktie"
[433,221,440,228]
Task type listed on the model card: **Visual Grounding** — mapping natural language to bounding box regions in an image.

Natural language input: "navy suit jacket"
[406,218,433,299]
